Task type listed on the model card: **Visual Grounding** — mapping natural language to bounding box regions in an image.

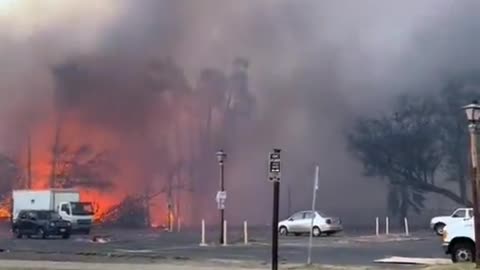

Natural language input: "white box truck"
[12,189,94,234]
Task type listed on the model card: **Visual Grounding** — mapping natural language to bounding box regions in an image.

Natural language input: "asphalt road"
[0,226,447,267]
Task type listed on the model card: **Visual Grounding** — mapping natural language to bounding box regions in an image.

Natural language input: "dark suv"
[12,210,72,239]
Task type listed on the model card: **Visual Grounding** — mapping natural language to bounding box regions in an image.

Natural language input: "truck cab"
[443,218,475,262]
[58,202,94,234]
[430,208,473,235]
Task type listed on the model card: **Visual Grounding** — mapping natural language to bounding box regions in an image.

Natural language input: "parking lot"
[0,223,446,267]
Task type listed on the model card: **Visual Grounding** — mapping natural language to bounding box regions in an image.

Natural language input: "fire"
[0,195,11,220]
[79,189,122,222]
[0,206,11,219]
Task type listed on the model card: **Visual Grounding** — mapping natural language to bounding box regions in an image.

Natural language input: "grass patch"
[284,265,381,270]
[424,264,475,270]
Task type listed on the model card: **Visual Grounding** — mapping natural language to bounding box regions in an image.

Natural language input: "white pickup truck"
[430,208,473,235]
[442,218,475,262]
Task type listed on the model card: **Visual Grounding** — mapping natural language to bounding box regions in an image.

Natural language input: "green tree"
[348,93,470,222]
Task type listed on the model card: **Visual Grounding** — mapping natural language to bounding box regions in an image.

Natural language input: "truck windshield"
[70,202,94,216]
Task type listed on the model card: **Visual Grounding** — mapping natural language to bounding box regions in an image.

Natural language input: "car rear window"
[36,211,55,220]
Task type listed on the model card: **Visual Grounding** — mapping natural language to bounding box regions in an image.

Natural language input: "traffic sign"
[216,191,227,209]
[268,150,281,182]
[216,191,227,201]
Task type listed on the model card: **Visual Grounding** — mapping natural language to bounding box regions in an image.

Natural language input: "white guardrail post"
[404,217,409,236]
[223,220,227,246]
[385,217,389,235]
[200,219,207,246]
[244,220,248,245]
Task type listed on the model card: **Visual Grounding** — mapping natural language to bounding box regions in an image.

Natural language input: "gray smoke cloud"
[0,0,479,225]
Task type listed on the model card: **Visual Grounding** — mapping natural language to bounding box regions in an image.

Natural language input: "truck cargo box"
[12,189,80,221]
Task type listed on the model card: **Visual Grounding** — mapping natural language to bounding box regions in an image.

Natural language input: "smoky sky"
[1,0,480,224]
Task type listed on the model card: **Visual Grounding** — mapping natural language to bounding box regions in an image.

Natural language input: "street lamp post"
[463,100,480,266]
[216,149,227,245]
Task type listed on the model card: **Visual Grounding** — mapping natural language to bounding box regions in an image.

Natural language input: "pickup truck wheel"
[434,223,446,236]
[62,233,70,239]
[279,226,288,236]
[452,242,475,263]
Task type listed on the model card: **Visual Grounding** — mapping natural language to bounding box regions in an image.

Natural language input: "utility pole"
[26,132,32,189]
[470,124,480,266]
[287,184,291,216]
[143,182,151,228]
[307,166,319,265]
[216,149,227,245]
[463,100,480,266]
[167,181,173,232]
[268,148,281,270]
[50,117,62,188]
[175,173,181,232]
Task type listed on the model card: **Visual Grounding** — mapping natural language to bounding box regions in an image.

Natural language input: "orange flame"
[0,208,11,219]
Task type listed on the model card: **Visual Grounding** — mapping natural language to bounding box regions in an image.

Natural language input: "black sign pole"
[272,178,280,270]
[269,148,281,270]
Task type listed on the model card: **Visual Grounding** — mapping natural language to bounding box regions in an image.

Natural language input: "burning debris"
[99,195,151,228]
[91,235,111,244]
[0,199,11,219]
[74,235,112,244]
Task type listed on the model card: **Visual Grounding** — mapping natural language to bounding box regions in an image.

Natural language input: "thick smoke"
[1,0,480,225]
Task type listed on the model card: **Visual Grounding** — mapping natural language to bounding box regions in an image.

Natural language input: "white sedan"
[278,210,342,237]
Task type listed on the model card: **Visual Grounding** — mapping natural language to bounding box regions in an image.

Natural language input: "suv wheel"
[452,242,475,263]
[37,228,46,239]
[13,228,22,239]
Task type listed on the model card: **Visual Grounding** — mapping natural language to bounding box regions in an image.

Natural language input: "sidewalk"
[0,260,265,270]
[0,260,376,270]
